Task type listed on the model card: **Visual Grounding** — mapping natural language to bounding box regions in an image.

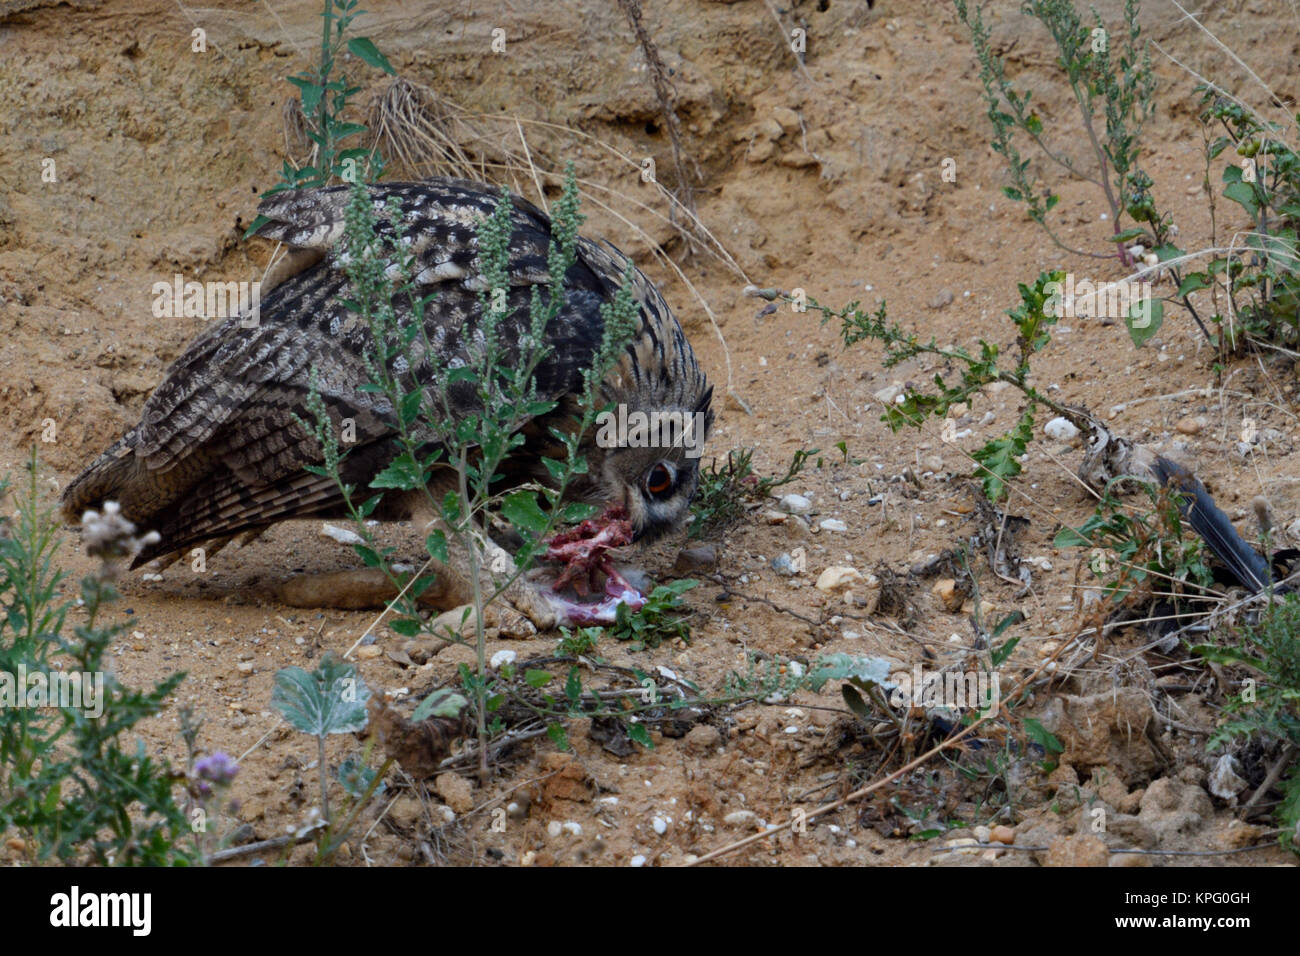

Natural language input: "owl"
[61,177,713,626]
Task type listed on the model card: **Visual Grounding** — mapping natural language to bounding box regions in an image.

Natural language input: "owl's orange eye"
[645,463,675,499]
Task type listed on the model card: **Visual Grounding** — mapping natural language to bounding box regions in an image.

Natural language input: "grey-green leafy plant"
[272,652,370,824]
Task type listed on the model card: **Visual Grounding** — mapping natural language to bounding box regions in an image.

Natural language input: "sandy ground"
[1,0,1298,865]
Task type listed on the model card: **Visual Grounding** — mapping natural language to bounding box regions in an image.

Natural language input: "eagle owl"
[62,177,713,624]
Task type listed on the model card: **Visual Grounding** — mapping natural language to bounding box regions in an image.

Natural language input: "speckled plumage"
[61,177,713,570]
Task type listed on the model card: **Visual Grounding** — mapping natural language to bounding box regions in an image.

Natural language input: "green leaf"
[1176,273,1210,297]
[546,722,570,751]
[1223,181,1261,218]
[625,721,654,749]
[841,683,873,721]
[370,453,424,490]
[271,654,370,736]
[807,653,895,694]
[347,36,396,74]
[1053,526,1093,548]
[410,688,468,722]
[1023,717,1064,756]
[501,491,550,535]
[1109,227,1146,243]
[564,666,582,705]
[524,669,554,688]
[1126,296,1163,347]
[425,531,448,564]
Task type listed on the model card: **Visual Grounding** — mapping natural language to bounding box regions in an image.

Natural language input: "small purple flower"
[195,752,239,788]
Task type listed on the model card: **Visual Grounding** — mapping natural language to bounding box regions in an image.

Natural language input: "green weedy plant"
[1194,594,1300,849]
[952,0,1155,265]
[690,445,819,538]
[1053,475,1214,613]
[763,272,1086,503]
[0,456,191,865]
[245,0,395,239]
[297,165,648,783]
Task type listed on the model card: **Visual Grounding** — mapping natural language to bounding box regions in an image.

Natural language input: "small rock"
[1176,415,1207,435]
[684,724,722,754]
[928,288,955,310]
[724,810,760,828]
[873,384,903,405]
[818,518,848,532]
[434,772,474,814]
[674,544,718,573]
[1044,417,1080,442]
[989,825,1015,845]
[778,494,813,515]
[771,553,799,576]
[815,566,863,591]
[320,523,365,546]
[235,661,254,675]
[354,644,382,661]
[652,816,669,835]
[489,649,517,669]
[932,578,963,613]
[1207,754,1248,800]
[629,854,647,867]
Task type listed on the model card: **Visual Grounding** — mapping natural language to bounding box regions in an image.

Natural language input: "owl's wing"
[62,178,619,566]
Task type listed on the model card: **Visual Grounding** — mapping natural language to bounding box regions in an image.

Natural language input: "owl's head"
[589,395,714,542]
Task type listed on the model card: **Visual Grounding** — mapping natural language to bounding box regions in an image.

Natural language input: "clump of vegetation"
[1054,476,1214,615]
[690,445,818,537]
[953,0,1155,263]
[761,271,1083,503]
[0,456,192,865]
[1195,594,1300,847]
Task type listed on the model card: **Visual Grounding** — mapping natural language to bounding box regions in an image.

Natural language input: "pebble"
[815,566,863,591]
[778,493,813,515]
[489,649,517,669]
[652,816,669,835]
[818,518,848,532]
[928,288,955,310]
[320,523,365,546]
[1044,417,1080,442]
[989,825,1015,845]
[354,645,382,660]
[932,578,963,612]
[630,854,647,867]
[674,544,718,572]
[1176,415,1207,435]
[724,810,761,828]
[771,552,799,576]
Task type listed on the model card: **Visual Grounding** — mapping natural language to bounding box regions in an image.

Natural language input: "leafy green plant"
[271,652,392,863]
[296,167,644,784]
[0,456,191,865]
[690,445,818,538]
[765,272,1086,503]
[611,578,697,648]
[1053,475,1214,611]
[1194,594,1300,848]
[246,0,395,238]
[953,0,1155,264]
